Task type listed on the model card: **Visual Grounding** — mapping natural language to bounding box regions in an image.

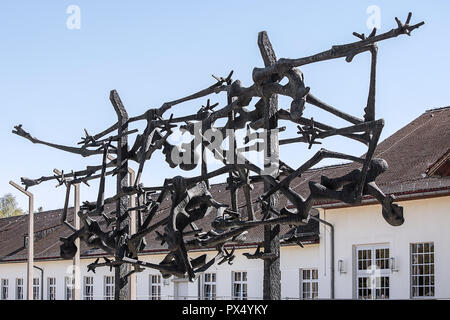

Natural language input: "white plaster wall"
[0,245,319,300]
[319,195,450,299]
[1,195,447,300]
[0,259,115,300]
[280,245,319,299]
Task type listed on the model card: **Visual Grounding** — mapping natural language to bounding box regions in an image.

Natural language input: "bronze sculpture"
[12,12,423,299]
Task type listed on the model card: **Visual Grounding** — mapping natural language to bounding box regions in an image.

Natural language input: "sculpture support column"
[110,89,130,300]
[258,31,281,300]
[228,94,238,211]
[128,167,137,300]
[73,183,81,300]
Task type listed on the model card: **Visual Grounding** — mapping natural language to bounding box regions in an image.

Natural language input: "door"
[174,279,189,300]
[355,244,391,299]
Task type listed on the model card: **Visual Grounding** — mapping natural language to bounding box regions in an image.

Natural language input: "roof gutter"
[33,265,44,300]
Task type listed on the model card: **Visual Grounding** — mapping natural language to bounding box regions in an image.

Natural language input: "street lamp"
[9,180,34,300]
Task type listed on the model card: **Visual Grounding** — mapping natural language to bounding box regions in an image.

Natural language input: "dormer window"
[426,150,450,177]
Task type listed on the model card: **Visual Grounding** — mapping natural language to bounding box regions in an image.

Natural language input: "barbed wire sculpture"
[12,13,423,299]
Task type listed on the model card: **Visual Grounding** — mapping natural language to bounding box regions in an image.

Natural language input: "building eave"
[2,185,448,264]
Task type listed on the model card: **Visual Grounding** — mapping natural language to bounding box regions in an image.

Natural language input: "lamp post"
[53,169,80,300]
[9,180,34,300]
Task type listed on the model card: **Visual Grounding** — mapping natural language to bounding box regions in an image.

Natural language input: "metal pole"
[110,89,130,300]
[128,167,136,300]
[73,183,81,300]
[9,181,34,300]
[227,94,238,212]
[258,31,281,300]
[107,154,136,300]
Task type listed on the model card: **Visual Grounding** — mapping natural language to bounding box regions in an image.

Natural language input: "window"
[16,278,24,300]
[201,273,216,300]
[300,269,318,299]
[64,276,73,300]
[104,276,114,300]
[355,245,390,300]
[149,275,161,300]
[84,276,94,300]
[232,271,247,300]
[1,279,8,300]
[33,277,40,300]
[411,242,435,298]
[47,278,56,300]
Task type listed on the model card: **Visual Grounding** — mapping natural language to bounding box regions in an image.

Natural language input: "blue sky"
[1,1,449,211]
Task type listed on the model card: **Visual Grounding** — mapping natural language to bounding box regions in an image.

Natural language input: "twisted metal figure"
[12,13,422,291]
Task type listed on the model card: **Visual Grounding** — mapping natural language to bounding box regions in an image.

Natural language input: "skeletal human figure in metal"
[12,13,423,299]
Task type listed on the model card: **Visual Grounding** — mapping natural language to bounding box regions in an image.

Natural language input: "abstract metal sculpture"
[12,13,423,299]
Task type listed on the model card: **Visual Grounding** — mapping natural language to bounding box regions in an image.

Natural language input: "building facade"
[1,107,449,300]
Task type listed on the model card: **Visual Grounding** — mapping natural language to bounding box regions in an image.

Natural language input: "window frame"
[410,242,435,299]
[47,277,56,300]
[33,277,40,300]
[64,276,73,300]
[15,278,24,300]
[84,276,94,300]
[149,274,162,300]
[1,279,9,300]
[200,272,216,300]
[299,268,318,300]
[104,275,114,300]
[231,271,247,300]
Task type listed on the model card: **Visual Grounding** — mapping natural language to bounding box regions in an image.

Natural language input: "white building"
[1,107,449,300]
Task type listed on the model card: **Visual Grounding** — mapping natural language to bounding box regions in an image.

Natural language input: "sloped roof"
[1,107,449,263]
[287,106,450,200]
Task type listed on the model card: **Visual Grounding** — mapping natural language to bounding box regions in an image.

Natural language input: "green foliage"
[0,193,24,218]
